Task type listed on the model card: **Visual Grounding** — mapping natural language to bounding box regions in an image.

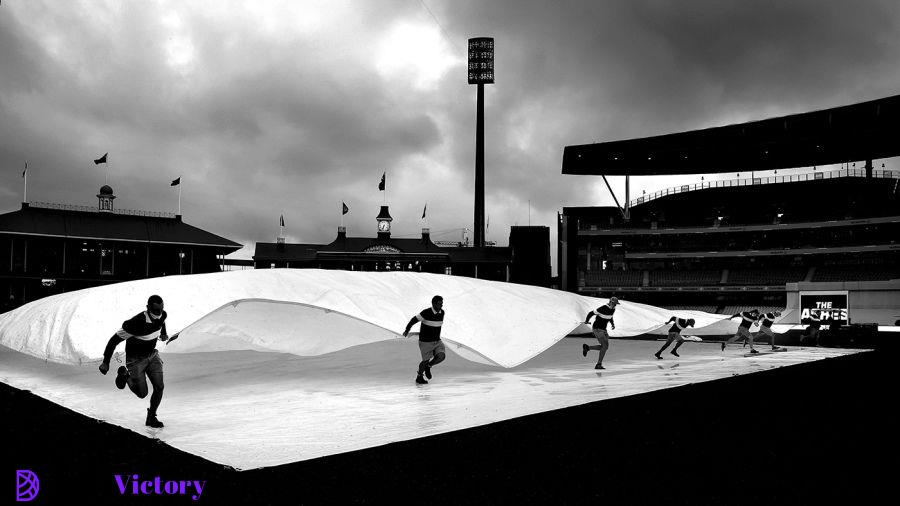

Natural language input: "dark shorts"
[667,331,684,342]
[126,349,164,395]
[592,328,609,344]
[418,340,446,361]
[734,327,753,340]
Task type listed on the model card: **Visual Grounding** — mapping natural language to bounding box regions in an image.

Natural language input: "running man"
[403,295,445,385]
[98,295,174,428]
[746,311,783,350]
[582,296,618,370]
[801,308,822,346]
[723,308,760,353]
[655,316,695,359]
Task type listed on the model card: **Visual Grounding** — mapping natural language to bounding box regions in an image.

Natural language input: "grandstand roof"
[0,203,242,250]
[562,94,900,176]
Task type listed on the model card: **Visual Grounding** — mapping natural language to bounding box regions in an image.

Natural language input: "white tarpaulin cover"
[0,269,734,368]
[3,270,830,469]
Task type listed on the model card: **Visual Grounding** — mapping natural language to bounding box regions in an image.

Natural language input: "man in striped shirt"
[582,297,618,370]
[655,316,695,359]
[403,295,445,385]
[723,309,760,353]
[98,295,174,428]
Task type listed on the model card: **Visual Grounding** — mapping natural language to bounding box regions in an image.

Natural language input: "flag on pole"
[280,215,285,227]
[170,177,181,186]
[422,203,427,219]
[94,153,108,164]
[378,172,385,191]
[22,160,28,203]
[342,202,349,215]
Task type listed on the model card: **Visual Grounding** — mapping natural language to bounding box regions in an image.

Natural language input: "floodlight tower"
[468,37,494,248]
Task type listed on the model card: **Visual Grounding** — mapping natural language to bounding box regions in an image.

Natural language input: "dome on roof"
[99,185,114,195]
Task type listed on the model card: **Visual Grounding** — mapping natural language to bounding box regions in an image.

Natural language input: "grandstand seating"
[617,223,899,254]
[658,305,718,313]
[572,177,899,230]
[564,175,900,313]
[583,269,643,286]
[721,306,785,316]
[726,268,808,285]
[584,263,898,287]
[812,265,900,282]
[649,270,721,286]
[627,177,900,228]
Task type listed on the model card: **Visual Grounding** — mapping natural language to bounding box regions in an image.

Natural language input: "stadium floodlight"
[469,36,494,248]
[468,37,494,84]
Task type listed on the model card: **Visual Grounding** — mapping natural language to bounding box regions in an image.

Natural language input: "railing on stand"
[29,201,177,219]
[628,168,898,209]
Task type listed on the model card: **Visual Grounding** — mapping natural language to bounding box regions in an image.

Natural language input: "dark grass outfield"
[3,349,898,505]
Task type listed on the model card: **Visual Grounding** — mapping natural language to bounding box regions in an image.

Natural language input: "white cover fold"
[0,269,734,368]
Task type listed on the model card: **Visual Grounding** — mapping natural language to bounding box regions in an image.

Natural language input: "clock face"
[378,220,390,231]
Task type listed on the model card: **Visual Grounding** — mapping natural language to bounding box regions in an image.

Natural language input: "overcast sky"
[2,0,899,274]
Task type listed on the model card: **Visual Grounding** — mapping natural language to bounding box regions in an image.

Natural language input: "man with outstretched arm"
[403,295,445,385]
[723,308,760,353]
[655,316,695,359]
[582,297,618,370]
[98,295,176,428]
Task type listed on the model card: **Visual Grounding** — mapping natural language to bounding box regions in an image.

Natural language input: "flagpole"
[23,162,27,203]
[178,183,182,216]
[341,202,344,228]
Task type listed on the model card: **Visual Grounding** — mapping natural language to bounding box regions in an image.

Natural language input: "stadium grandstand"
[559,94,900,323]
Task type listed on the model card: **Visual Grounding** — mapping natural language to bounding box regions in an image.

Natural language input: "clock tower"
[376,205,393,239]
[97,185,116,213]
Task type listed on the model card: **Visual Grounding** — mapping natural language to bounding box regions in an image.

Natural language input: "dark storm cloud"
[2,0,899,271]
